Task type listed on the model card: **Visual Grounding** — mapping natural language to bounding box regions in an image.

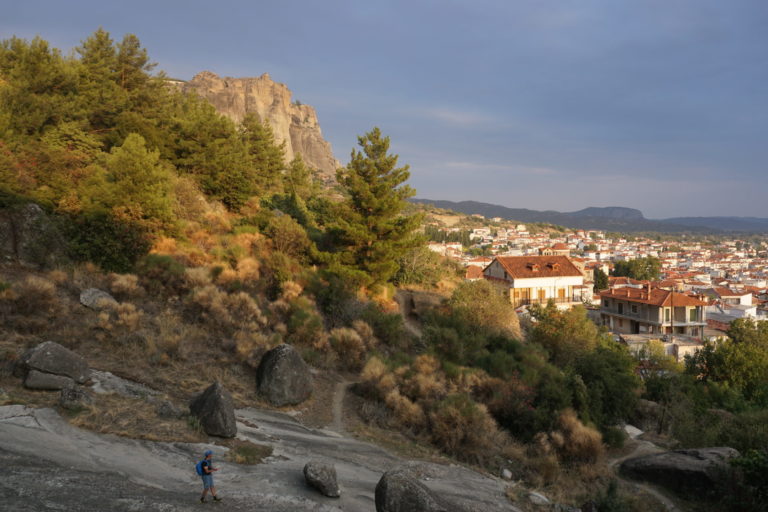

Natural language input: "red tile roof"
[465,266,484,279]
[600,287,707,307]
[491,255,583,278]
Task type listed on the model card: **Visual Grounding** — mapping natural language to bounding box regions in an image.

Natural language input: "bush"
[329,327,366,371]
[11,276,58,315]
[135,254,186,296]
[428,393,508,465]
[66,211,151,272]
[535,409,605,465]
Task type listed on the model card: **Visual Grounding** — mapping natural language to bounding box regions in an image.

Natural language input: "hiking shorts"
[202,474,214,489]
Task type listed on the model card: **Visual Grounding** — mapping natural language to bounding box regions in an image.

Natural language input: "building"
[483,255,587,308]
[600,286,707,339]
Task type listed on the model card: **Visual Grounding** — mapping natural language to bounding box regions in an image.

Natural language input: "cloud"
[417,107,493,126]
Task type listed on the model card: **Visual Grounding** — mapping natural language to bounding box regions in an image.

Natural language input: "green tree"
[332,127,422,287]
[240,113,285,196]
[593,267,609,292]
[611,256,661,281]
[103,133,175,227]
[528,302,609,367]
[448,279,521,339]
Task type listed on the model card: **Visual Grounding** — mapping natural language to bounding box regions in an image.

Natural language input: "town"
[425,211,768,361]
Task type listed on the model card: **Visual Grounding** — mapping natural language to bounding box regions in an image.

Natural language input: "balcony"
[515,296,582,306]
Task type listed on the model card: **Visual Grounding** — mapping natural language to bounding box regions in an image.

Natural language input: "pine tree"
[240,113,285,196]
[332,127,422,286]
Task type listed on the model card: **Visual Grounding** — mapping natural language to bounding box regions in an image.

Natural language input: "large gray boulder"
[80,288,118,311]
[18,341,90,384]
[620,447,739,497]
[256,344,312,406]
[304,460,341,497]
[189,381,237,438]
[375,468,454,512]
[24,370,74,390]
[0,203,69,268]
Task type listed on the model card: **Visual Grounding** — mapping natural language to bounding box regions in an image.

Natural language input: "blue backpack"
[195,460,205,476]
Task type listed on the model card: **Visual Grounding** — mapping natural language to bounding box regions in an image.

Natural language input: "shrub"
[187,285,266,336]
[428,393,507,464]
[12,276,58,315]
[329,327,366,371]
[385,389,426,430]
[66,210,151,272]
[96,302,143,332]
[536,409,605,465]
[184,267,213,288]
[284,297,325,347]
[135,254,186,296]
[107,273,143,299]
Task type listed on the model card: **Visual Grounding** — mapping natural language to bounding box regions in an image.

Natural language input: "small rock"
[18,341,90,384]
[156,400,183,419]
[80,288,117,311]
[189,381,237,438]
[59,385,93,410]
[24,370,74,390]
[255,344,313,407]
[528,491,550,506]
[304,460,341,497]
[501,468,513,480]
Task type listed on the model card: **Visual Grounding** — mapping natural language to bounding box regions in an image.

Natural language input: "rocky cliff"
[182,71,339,181]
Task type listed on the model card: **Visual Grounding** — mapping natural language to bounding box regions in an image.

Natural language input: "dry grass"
[11,275,58,315]
[68,393,206,443]
[221,438,273,465]
[329,327,366,371]
[534,409,605,465]
[107,273,143,299]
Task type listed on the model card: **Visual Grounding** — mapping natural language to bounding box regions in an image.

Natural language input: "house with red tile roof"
[600,286,707,340]
[483,255,587,308]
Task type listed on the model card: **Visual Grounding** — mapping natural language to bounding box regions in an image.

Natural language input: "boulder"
[80,288,118,311]
[303,460,341,497]
[375,468,453,512]
[24,370,74,390]
[631,399,668,434]
[59,385,93,410]
[189,381,237,438]
[156,400,183,419]
[255,344,312,407]
[620,447,740,497]
[0,203,69,268]
[18,341,90,384]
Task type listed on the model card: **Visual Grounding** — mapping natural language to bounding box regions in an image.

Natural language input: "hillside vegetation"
[1,30,766,511]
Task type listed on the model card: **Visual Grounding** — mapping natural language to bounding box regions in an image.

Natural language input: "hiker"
[199,450,222,503]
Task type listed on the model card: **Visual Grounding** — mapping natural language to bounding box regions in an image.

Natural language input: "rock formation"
[0,203,69,268]
[620,447,740,497]
[189,381,237,438]
[16,341,90,390]
[303,460,341,497]
[181,71,340,181]
[256,344,313,407]
[79,288,118,311]
[375,468,455,512]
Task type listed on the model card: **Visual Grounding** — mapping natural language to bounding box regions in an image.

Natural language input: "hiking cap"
[204,450,213,456]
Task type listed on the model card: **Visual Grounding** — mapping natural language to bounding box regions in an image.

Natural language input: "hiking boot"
[213,496,222,502]
[200,497,206,503]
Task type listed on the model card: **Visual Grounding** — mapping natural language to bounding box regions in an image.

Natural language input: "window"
[619,319,623,327]
[665,308,670,322]
[604,300,609,307]
[631,304,638,314]
[689,308,698,322]
[618,303,624,314]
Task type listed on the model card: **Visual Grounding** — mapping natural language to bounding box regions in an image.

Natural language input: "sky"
[3,0,767,218]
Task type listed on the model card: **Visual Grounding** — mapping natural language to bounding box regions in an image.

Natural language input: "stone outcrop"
[17,341,90,386]
[375,468,455,512]
[256,344,313,407]
[620,447,739,497]
[303,460,341,497]
[80,288,118,311]
[0,203,69,268]
[59,385,94,410]
[189,381,237,438]
[181,71,340,181]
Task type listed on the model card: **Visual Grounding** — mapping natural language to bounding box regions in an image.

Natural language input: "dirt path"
[330,379,350,433]
[609,437,681,512]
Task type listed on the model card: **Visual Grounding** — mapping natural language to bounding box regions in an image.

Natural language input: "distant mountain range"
[411,199,768,233]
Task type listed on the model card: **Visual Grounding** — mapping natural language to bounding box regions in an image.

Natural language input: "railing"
[515,297,581,306]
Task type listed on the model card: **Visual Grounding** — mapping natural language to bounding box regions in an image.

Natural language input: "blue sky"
[4,0,767,218]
